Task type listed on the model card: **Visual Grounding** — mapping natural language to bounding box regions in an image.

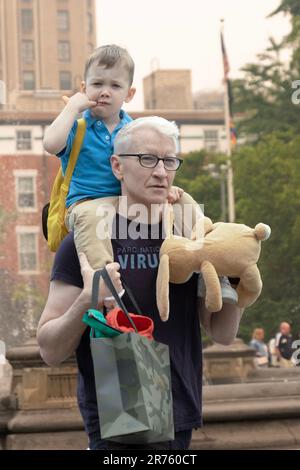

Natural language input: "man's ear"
[111,155,123,181]
[80,81,86,93]
[125,87,136,103]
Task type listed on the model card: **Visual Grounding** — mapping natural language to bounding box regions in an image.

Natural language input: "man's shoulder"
[51,233,83,288]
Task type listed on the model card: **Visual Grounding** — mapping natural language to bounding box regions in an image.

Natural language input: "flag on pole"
[221,30,237,147]
[221,30,230,79]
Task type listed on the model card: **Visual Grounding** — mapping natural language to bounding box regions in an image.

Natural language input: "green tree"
[232,0,300,139]
[233,39,299,138]
[175,150,228,222]
[233,131,300,340]
[270,0,300,70]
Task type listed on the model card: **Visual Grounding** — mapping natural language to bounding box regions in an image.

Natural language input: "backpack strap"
[63,117,86,188]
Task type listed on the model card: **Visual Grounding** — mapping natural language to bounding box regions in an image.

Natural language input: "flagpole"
[221,19,235,223]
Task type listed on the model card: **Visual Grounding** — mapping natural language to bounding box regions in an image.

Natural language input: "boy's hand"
[79,253,123,310]
[62,92,97,114]
[167,186,184,204]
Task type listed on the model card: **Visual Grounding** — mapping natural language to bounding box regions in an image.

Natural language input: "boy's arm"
[167,186,184,204]
[198,297,244,346]
[43,93,97,156]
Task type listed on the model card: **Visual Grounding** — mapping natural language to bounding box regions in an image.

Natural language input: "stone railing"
[0,333,85,450]
[1,335,300,450]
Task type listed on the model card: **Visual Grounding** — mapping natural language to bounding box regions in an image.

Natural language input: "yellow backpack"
[43,118,86,252]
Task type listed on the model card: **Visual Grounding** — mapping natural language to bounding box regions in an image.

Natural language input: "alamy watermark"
[291,80,300,104]
[0,80,6,105]
[92,199,206,246]
[292,340,300,365]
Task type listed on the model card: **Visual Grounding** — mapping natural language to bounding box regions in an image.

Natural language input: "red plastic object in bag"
[106,308,154,340]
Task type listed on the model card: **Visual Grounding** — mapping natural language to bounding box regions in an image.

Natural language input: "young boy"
[44,44,237,304]
[44,44,137,270]
[44,44,184,268]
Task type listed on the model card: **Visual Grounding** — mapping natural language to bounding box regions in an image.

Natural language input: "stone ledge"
[5,430,87,450]
[191,419,300,450]
[203,381,300,422]
[204,397,300,421]
[6,408,84,433]
[203,380,300,400]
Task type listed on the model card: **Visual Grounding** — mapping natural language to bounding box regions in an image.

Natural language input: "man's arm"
[37,281,88,367]
[198,298,244,345]
[37,254,122,367]
[43,93,96,155]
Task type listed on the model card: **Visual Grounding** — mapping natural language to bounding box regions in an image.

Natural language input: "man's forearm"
[43,105,78,155]
[37,292,89,367]
[199,299,244,345]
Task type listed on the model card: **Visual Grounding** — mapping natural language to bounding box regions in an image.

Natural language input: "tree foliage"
[175,150,228,222]
[233,0,300,139]
[176,1,300,342]
[233,132,300,340]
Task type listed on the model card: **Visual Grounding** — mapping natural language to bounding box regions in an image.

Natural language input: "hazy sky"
[96,0,290,111]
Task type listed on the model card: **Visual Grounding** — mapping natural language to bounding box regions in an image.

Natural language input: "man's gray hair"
[114,116,180,154]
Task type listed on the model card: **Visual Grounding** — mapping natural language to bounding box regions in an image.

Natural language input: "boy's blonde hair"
[84,44,135,85]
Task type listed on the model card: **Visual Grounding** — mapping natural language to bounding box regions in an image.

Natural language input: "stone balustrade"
[1,335,300,450]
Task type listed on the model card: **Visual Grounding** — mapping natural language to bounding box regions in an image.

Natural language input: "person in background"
[275,322,294,368]
[249,328,269,367]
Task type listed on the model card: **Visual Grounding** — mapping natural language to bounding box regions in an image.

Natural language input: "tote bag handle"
[91,268,138,334]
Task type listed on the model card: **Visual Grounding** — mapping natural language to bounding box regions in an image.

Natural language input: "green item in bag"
[82,309,122,338]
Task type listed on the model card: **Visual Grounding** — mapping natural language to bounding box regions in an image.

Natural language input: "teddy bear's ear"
[156,253,170,321]
[254,223,271,241]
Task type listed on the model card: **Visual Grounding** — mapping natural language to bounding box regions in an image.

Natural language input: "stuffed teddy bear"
[156,205,271,321]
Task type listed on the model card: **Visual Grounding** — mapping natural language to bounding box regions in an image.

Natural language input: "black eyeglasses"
[118,153,183,171]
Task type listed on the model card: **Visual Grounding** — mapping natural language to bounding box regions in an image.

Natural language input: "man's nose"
[152,160,167,177]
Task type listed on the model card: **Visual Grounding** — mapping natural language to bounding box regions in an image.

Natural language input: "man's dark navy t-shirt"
[50,215,203,440]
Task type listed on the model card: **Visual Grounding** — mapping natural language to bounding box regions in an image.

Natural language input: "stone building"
[143,69,193,110]
[0,0,96,112]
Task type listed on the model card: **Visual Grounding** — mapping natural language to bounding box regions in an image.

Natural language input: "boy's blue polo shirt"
[58,109,132,208]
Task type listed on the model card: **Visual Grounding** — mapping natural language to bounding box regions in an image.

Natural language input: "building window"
[58,41,71,62]
[21,9,33,33]
[16,177,36,210]
[87,12,93,33]
[18,231,38,273]
[23,71,35,90]
[16,130,32,150]
[59,71,72,90]
[204,129,218,151]
[57,10,69,31]
[21,40,34,63]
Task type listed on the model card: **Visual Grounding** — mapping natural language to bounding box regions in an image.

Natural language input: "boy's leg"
[198,273,238,305]
[66,197,118,269]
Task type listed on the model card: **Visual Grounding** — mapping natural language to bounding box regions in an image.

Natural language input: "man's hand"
[62,93,97,114]
[79,253,123,310]
[167,185,184,204]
